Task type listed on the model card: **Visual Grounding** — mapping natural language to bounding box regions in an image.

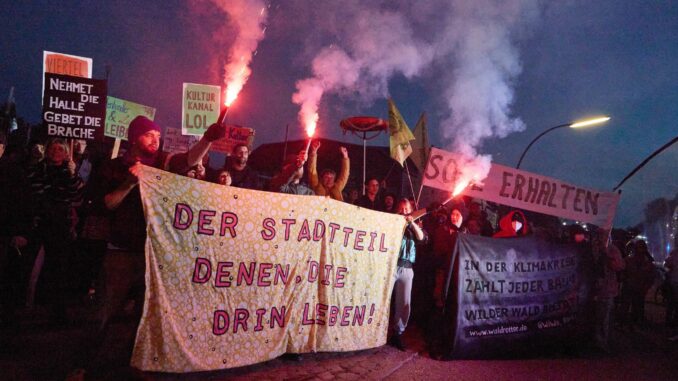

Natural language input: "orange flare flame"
[452,179,471,197]
[304,112,318,138]
[224,86,240,107]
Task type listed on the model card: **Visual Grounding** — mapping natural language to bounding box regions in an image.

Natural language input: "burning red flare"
[437,180,472,209]
[224,86,240,107]
[452,179,470,197]
[304,112,319,138]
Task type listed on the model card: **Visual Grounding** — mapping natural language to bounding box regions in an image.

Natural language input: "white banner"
[423,147,620,229]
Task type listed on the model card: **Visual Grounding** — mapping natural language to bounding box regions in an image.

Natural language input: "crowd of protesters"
[1,118,676,377]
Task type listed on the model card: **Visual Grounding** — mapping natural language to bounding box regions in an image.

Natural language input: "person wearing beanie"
[74,116,227,375]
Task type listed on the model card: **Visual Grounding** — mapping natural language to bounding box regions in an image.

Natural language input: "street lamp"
[516,116,610,169]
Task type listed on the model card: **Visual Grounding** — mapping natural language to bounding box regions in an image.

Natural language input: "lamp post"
[613,135,678,191]
[516,116,610,169]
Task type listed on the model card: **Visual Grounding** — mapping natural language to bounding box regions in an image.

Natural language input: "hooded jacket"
[492,210,529,238]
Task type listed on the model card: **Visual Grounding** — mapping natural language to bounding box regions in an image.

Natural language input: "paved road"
[1,303,676,380]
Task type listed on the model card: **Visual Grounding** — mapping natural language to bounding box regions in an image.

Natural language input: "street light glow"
[516,114,610,168]
[569,116,610,129]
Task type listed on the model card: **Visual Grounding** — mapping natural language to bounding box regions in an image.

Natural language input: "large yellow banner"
[131,166,406,372]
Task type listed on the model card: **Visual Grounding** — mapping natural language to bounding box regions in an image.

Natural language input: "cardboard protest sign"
[42,50,93,97]
[43,51,92,77]
[132,166,405,372]
[448,234,591,358]
[42,73,107,140]
[104,96,156,140]
[422,147,620,228]
[182,83,220,136]
[209,124,255,154]
[163,127,198,154]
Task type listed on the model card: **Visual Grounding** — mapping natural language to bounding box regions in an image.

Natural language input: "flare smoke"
[201,0,268,106]
[293,0,539,188]
[292,2,435,135]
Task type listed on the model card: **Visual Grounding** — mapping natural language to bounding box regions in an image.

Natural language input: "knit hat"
[128,116,161,144]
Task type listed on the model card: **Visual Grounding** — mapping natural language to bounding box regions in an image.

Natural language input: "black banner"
[450,234,593,358]
[42,72,107,140]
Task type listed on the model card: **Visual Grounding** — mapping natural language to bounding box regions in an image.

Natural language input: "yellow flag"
[388,98,415,167]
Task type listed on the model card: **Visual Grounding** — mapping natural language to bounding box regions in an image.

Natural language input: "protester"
[214,169,232,186]
[0,133,34,328]
[71,139,88,180]
[492,210,529,238]
[0,132,5,159]
[665,248,678,337]
[592,229,625,352]
[222,143,261,190]
[467,201,493,236]
[73,141,111,303]
[569,224,588,244]
[75,116,226,375]
[411,201,439,333]
[383,192,397,213]
[27,138,85,324]
[620,240,656,330]
[185,161,207,180]
[432,205,467,308]
[390,198,427,351]
[665,249,678,323]
[465,219,482,235]
[26,141,45,167]
[268,149,314,362]
[308,141,350,200]
[268,150,314,195]
[346,187,360,205]
[355,177,384,211]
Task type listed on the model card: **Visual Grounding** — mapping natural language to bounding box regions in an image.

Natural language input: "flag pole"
[383,162,396,182]
[415,147,431,204]
[613,135,678,191]
[415,175,425,208]
[404,160,418,209]
[105,64,122,159]
[282,124,289,162]
[362,131,367,195]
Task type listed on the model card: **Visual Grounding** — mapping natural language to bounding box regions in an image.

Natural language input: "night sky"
[2,0,677,228]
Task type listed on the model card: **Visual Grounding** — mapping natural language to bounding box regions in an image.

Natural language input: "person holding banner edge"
[73,116,227,377]
[390,198,428,351]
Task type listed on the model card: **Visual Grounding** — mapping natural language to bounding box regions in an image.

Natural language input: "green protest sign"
[182,83,220,136]
[104,96,156,140]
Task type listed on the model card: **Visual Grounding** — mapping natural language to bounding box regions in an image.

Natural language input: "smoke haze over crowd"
[2,0,677,227]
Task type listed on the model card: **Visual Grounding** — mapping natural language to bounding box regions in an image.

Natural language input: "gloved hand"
[203,123,227,142]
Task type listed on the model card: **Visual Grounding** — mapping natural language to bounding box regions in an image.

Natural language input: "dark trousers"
[96,249,145,330]
[38,225,75,321]
[621,287,647,326]
[666,282,678,326]
[77,248,145,370]
[0,239,21,324]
